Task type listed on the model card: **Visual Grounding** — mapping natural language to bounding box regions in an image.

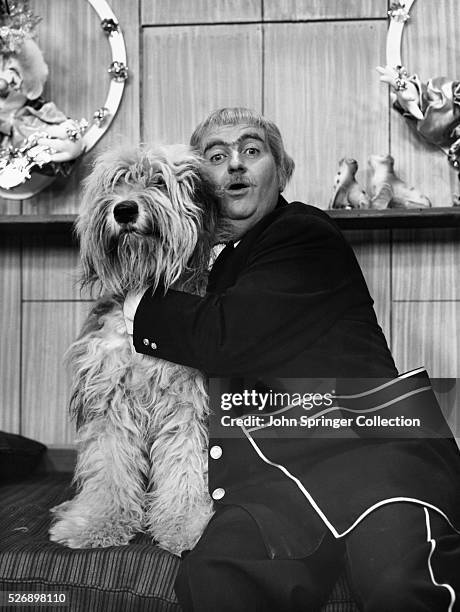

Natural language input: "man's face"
[201,124,280,235]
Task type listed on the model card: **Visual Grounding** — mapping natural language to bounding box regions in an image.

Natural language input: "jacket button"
[143,338,149,346]
[212,487,225,500]
[210,445,222,459]
[150,342,157,350]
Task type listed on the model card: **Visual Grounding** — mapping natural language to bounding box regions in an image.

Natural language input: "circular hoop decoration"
[0,0,128,200]
[379,0,460,175]
[83,0,128,153]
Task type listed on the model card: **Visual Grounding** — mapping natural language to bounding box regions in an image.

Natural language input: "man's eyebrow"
[203,139,227,155]
[203,132,266,155]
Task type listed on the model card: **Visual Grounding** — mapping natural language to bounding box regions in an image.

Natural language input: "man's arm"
[132,211,368,376]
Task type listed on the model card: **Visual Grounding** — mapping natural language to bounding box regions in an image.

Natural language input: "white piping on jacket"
[242,426,460,540]
[424,507,456,612]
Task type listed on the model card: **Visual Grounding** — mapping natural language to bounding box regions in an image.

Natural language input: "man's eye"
[244,147,260,157]
[209,152,225,164]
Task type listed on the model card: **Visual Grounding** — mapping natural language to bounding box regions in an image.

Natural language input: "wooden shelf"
[0,214,77,234]
[329,207,460,229]
[1,207,460,235]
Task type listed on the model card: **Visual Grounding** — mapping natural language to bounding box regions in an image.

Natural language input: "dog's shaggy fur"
[48,145,217,555]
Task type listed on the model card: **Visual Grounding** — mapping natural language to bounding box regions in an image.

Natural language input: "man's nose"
[228,150,246,172]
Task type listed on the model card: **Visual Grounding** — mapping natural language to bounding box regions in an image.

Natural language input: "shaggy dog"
[49,145,217,555]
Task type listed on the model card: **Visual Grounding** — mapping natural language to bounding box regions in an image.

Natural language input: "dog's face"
[77,145,217,296]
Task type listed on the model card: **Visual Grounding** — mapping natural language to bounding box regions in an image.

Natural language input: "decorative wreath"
[378,0,460,175]
[0,0,128,199]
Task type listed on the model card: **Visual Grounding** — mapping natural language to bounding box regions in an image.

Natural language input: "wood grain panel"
[0,198,20,215]
[0,237,21,433]
[392,301,460,378]
[431,378,460,447]
[343,230,392,344]
[264,21,388,208]
[392,228,460,301]
[142,0,261,24]
[142,25,262,144]
[390,0,460,207]
[264,0,386,21]
[21,302,91,445]
[22,236,85,301]
[23,0,140,215]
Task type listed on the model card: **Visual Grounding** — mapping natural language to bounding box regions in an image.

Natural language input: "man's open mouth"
[226,181,251,193]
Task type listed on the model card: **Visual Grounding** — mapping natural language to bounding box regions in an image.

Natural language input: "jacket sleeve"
[133,211,367,376]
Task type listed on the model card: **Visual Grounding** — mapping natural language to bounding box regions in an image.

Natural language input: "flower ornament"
[108,60,128,82]
[388,2,410,23]
[0,0,41,54]
[376,64,424,120]
[93,106,109,127]
[101,18,118,34]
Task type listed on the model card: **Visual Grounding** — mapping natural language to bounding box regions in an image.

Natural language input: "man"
[124,108,460,611]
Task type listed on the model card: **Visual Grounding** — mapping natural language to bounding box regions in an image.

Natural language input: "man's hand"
[123,291,145,336]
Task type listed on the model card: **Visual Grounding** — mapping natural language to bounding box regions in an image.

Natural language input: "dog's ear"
[75,220,102,295]
[193,168,233,244]
[192,169,220,238]
[79,248,100,296]
[193,168,217,206]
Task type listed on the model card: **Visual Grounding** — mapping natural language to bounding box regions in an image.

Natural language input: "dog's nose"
[113,201,139,224]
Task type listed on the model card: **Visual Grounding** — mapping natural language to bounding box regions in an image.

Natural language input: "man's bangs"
[190,108,265,149]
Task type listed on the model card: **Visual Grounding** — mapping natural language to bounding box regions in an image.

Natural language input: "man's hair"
[190,107,295,191]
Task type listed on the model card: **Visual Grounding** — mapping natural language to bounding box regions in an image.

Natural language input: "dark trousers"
[175,504,460,611]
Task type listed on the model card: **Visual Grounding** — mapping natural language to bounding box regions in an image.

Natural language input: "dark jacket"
[134,198,397,379]
[134,198,460,558]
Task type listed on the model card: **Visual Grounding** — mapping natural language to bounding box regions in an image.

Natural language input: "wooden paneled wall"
[1,0,459,445]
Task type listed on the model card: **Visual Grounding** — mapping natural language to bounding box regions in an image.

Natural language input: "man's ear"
[277,168,286,193]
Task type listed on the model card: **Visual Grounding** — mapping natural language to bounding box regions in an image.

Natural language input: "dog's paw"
[49,518,89,548]
[49,504,137,548]
[49,518,135,548]
[149,505,215,555]
[155,524,208,556]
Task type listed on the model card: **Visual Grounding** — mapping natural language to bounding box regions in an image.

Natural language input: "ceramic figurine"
[368,154,431,209]
[329,158,370,209]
